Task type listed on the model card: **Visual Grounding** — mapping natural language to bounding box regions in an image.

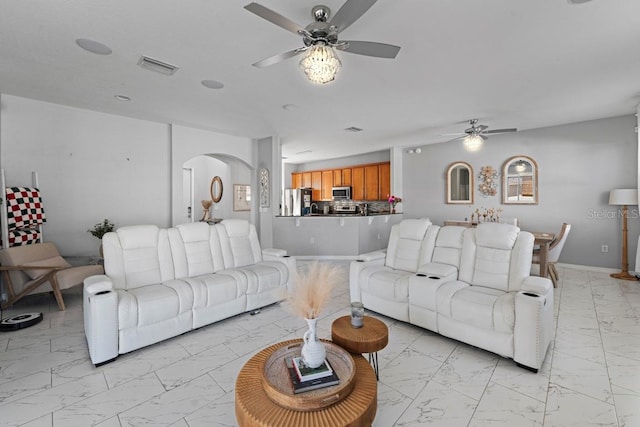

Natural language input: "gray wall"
[402,114,638,269]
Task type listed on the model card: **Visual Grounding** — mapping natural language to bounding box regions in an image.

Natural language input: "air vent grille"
[137,55,179,75]
[345,126,363,132]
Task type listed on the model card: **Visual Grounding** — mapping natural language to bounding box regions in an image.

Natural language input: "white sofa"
[350,219,554,372]
[83,219,296,365]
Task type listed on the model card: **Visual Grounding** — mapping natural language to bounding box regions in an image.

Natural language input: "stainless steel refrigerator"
[282,188,312,216]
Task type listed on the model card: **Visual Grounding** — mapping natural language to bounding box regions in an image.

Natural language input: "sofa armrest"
[358,251,386,262]
[520,276,553,296]
[84,274,114,295]
[83,274,119,365]
[262,248,288,258]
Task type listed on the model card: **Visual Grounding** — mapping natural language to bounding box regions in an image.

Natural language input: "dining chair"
[532,223,571,287]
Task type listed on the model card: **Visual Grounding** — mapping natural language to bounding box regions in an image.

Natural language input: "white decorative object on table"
[288,261,344,368]
[301,317,325,368]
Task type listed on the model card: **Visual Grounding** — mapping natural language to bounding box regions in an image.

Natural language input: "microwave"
[332,186,352,200]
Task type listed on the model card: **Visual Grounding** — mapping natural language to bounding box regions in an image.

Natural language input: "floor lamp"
[609,189,639,281]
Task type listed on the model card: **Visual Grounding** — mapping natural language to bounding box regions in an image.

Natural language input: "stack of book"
[284,356,340,394]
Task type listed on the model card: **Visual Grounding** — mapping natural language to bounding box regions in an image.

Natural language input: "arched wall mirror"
[502,156,538,204]
[210,176,223,203]
[446,161,474,204]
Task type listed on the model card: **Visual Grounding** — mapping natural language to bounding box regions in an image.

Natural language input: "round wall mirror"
[446,161,474,204]
[502,156,538,204]
[210,176,223,203]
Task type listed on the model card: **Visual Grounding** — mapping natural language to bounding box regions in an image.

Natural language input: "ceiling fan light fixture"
[299,43,341,84]
[463,134,484,152]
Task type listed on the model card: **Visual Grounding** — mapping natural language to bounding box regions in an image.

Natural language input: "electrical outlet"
[602,245,609,253]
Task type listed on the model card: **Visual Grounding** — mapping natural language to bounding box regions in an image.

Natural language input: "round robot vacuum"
[0,312,43,331]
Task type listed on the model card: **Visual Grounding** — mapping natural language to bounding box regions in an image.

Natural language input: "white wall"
[0,95,170,256]
[402,114,638,269]
[170,125,254,226]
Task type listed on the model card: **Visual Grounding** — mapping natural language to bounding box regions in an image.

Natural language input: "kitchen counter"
[273,213,403,257]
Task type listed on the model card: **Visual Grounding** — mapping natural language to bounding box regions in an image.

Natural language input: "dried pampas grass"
[288,261,345,319]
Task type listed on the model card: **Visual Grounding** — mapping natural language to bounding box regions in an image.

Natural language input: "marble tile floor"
[0,263,639,426]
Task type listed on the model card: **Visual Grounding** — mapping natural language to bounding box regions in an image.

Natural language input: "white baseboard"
[556,262,622,274]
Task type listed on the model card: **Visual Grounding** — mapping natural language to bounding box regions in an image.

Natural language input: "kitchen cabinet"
[379,163,390,201]
[302,172,312,188]
[311,171,322,201]
[364,165,379,201]
[292,173,302,189]
[333,170,342,186]
[322,170,334,200]
[290,162,389,201]
[351,167,365,201]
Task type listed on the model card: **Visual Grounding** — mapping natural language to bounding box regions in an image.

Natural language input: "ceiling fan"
[244,0,401,83]
[445,119,517,151]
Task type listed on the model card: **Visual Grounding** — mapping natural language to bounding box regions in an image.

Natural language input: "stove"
[334,205,357,214]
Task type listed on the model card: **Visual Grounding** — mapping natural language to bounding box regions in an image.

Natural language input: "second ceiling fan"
[244,0,401,83]
[445,119,518,151]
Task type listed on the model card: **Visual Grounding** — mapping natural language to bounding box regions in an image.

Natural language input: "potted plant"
[88,219,115,257]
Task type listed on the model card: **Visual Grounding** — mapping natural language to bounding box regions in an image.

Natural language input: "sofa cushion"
[185,273,247,307]
[431,226,466,268]
[23,255,71,279]
[448,286,515,333]
[170,223,224,278]
[476,222,519,250]
[361,267,410,303]
[216,219,263,268]
[385,218,432,272]
[117,279,194,330]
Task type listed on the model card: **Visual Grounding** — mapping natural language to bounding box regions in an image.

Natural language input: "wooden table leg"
[539,242,550,279]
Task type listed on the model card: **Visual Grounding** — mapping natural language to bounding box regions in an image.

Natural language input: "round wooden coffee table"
[235,339,377,427]
[331,315,389,380]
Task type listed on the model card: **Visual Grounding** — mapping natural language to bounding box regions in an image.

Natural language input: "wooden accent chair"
[0,242,103,310]
[532,223,571,287]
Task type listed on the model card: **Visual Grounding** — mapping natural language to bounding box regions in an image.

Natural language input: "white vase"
[301,317,326,368]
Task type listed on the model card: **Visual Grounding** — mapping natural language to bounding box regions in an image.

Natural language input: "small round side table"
[331,315,389,380]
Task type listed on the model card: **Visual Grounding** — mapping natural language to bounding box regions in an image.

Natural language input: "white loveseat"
[350,219,554,372]
[83,219,296,365]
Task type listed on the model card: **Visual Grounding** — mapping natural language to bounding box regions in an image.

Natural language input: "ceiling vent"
[345,126,363,133]
[137,55,179,75]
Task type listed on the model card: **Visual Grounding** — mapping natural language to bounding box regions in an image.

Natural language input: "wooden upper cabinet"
[311,171,322,201]
[322,170,334,200]
[292,173,302,189]
[333,170,342,187]
[342,168,352,186]
[290,161,389,201]
[364,165,379,201]
[302,172,312,188]
[351,167,365,201]
[379,163,390,201]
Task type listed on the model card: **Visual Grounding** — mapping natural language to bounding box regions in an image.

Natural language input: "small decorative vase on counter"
[391,207,396,214]
[301,317,326,368]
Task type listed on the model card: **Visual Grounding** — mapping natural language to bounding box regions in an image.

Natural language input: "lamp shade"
[609,189,638,206]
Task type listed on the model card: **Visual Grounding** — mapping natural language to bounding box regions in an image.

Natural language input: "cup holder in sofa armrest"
[522,292,540,298]
[356,259,365,262]
[416,273,441,279]
[95,290,112,296]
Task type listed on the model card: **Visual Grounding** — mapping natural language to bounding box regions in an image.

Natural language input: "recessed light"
[114,95,131,101]
[201,80,224,90]
[75,38,112,55]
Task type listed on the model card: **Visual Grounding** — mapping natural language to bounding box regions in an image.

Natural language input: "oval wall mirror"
[502,155,538,204]
[446,161,474,204]
[210,176,223,203]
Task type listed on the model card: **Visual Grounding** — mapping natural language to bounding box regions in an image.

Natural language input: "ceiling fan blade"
[485,128,517,134]
[441,133,466,137]
[475,125,488,131]
[244,2,306,36]
[252,47,308,68]
[336,40,400,58]
[329,0,377,33]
